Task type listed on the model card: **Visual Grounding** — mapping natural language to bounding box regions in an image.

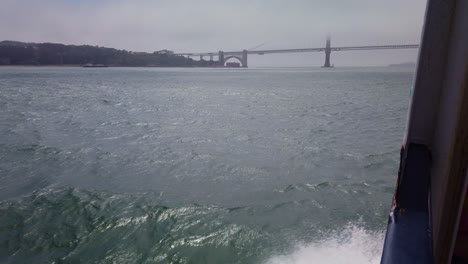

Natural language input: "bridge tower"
[323,37,332,68]
[218,51,224,67]
[242,49,248,68]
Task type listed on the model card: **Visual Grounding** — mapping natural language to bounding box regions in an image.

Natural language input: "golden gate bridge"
[174,37,419,68]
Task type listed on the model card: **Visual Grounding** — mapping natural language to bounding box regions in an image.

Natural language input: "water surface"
[0,66,413,263]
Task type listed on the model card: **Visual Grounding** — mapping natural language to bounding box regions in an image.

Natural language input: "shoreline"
[0,65,240,68]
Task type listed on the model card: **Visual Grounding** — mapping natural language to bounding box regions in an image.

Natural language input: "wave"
[265,224,384,264]
[0,188,266,263]
[1,187,387,263]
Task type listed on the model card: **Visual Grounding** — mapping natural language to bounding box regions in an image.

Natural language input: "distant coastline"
[0,40,215,67]
[388,61,416,67]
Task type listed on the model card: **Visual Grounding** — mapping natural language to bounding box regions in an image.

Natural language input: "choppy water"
[0,67,413,263]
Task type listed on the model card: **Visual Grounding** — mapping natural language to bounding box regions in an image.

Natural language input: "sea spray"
[266,224,385,264]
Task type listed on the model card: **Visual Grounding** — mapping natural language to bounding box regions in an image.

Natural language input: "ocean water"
[0,66,414,263]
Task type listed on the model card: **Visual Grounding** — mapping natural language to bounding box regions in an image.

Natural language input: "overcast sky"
[0,0,427,66]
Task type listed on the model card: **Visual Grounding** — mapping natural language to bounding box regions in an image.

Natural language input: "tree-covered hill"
[0,41,210,67]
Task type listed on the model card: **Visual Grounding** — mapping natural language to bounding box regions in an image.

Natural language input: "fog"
[0,0,427,66]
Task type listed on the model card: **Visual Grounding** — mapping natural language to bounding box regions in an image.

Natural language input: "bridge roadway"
[174,44,419,56]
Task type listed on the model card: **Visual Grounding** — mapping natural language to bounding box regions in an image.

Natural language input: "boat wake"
[265,224,384,264]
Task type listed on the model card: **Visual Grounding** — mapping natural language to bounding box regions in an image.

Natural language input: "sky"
[0,0,427,67]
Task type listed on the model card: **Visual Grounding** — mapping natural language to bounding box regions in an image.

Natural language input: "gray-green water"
[0,67,413,263]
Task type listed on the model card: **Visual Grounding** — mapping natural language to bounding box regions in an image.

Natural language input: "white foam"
[266,225,385,264]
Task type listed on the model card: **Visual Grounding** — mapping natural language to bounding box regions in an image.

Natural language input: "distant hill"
[0,40,30,46]
[388,62,416,67]
[0,40,210,67]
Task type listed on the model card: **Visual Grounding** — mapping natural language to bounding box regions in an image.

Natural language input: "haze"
[0,0,427,67]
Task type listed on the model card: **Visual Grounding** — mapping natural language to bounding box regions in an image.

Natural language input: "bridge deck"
[175,44,419,56]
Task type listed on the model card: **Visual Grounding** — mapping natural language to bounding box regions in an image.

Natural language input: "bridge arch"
[223,55,245,67]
